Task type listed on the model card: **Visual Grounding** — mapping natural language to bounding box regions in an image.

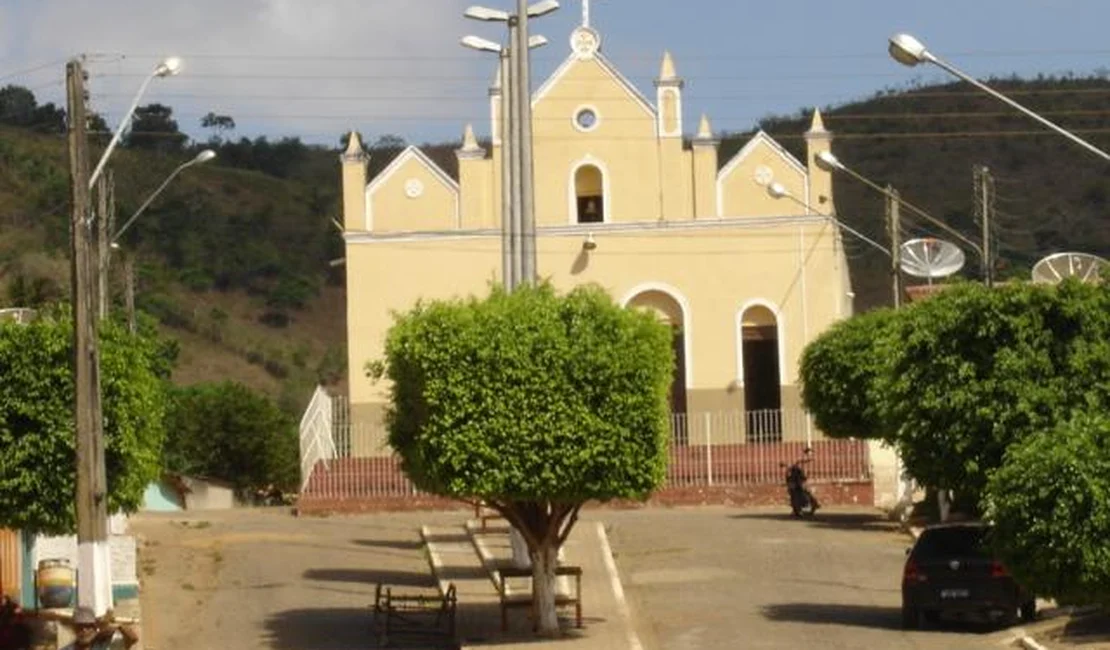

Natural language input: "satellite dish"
[1031,252,1107,285]
[899,238,966,283]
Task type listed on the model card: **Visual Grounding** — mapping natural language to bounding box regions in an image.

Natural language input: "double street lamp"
[815,150,987,304]
[67,54,183,616]
[765,182,892,257]
[462,0,559,290]
[888,33,1110,164]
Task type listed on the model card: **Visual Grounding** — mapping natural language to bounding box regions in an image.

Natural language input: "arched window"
[574,164,605,223]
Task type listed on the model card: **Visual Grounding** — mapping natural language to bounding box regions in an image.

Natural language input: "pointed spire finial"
[693,114,718,146]
[697,114,712,139]
[457,123,484,159]
[345,130,362,155]
[659,50,677,81]
[463,124,479,150]
[582,0,591,27]
[807,108,828,134]
[341,130,368,163]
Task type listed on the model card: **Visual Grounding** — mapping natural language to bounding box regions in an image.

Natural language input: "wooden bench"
[473,501,505,530]
[496,564,582,632]
[371,582,456,647]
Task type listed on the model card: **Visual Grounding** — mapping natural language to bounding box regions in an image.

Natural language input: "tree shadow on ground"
[352,538,425,551]
[303,567,437,587]
[263,606,459,649]
[762,602,998,635]
[454,600,597,647]
[732,511,900,533]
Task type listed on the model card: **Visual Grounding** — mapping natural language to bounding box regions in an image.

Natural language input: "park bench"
[473,500,504,530]
[371,581,456,648]
[495,564,582,632]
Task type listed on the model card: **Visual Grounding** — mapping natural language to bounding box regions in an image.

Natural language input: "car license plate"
[940,589,969,599]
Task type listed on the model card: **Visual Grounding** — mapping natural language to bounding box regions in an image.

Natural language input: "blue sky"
[2,0,1109,146]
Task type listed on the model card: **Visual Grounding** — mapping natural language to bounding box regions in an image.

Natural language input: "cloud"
[5,0,494,145]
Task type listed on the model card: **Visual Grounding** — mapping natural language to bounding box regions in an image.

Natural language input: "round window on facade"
[574,107,599,132]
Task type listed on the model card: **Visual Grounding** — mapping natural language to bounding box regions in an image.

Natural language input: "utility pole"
[95,170,114,320]
[516,0,538,285]
[886,186,903,309]
[125,254,136,335]
[508,18,524,288]
[975,165,994,287]
[66,58,112,615]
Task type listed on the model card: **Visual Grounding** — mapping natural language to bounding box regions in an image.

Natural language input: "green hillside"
[2,74,1109,408]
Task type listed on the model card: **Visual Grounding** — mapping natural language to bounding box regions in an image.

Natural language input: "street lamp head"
[767,182,790,200]
[527,35,549,49]
[461,35,503,53]
[888,33,933,67]
[464,5,511,21]
[193,149,217,164]
[527,0,560,18]
[816,150,845,172]
[154,56,183,78]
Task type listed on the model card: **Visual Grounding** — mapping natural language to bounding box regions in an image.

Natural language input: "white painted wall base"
[868,440,900,511]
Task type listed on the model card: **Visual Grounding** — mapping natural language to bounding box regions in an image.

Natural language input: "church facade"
[338,17,852,456]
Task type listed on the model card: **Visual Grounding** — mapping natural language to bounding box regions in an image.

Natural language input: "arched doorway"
[740,304,782,442]
[574,164,605,223]
[626,289,687,443]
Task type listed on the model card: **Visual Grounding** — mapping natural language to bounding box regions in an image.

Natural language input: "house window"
[574,164,604,223]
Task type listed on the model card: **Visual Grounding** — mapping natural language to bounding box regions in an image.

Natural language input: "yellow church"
[332,11,853,460]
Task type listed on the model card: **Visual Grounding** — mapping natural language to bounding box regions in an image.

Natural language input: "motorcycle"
[781,448,819,517]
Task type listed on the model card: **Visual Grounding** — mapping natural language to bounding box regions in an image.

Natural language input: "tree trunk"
[531,541,560,636]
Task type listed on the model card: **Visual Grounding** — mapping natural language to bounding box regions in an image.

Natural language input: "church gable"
[717,132,808,217]
[367,146,459,232]
[532,53,656,142]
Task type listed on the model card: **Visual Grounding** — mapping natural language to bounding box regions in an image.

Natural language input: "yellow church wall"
[343,218,848,451]
[531,58,664,224]
[458,156,494,230]
[718,141,808,217]
[367,154,459,232]
[659,141,693,220]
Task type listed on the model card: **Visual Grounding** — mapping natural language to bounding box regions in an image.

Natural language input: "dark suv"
[902,522,1035,628]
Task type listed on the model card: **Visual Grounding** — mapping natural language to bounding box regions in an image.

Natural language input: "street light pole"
[111,150,216,245]
[88,57,183,190]
[508,18,525,288]
[66,54,182,616]
[816,150,985,291]
[463,2,556,290]
[67,58,112,616]
[516,0,537,285]
[766,182,892,256]
[888,33,1110,164]
[500,50,515,290]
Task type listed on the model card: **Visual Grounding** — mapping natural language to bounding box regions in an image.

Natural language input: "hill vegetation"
[2,74,1108,408]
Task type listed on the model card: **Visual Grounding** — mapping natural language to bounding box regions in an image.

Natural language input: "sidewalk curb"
[1018,635,1049,650]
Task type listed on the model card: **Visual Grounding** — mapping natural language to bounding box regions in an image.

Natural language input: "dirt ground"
[130,507,467,650]
[1042,612,1110,648]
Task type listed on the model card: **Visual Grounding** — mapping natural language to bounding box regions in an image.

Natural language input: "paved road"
[604,506,1020,650]
[131,506,1027,650]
